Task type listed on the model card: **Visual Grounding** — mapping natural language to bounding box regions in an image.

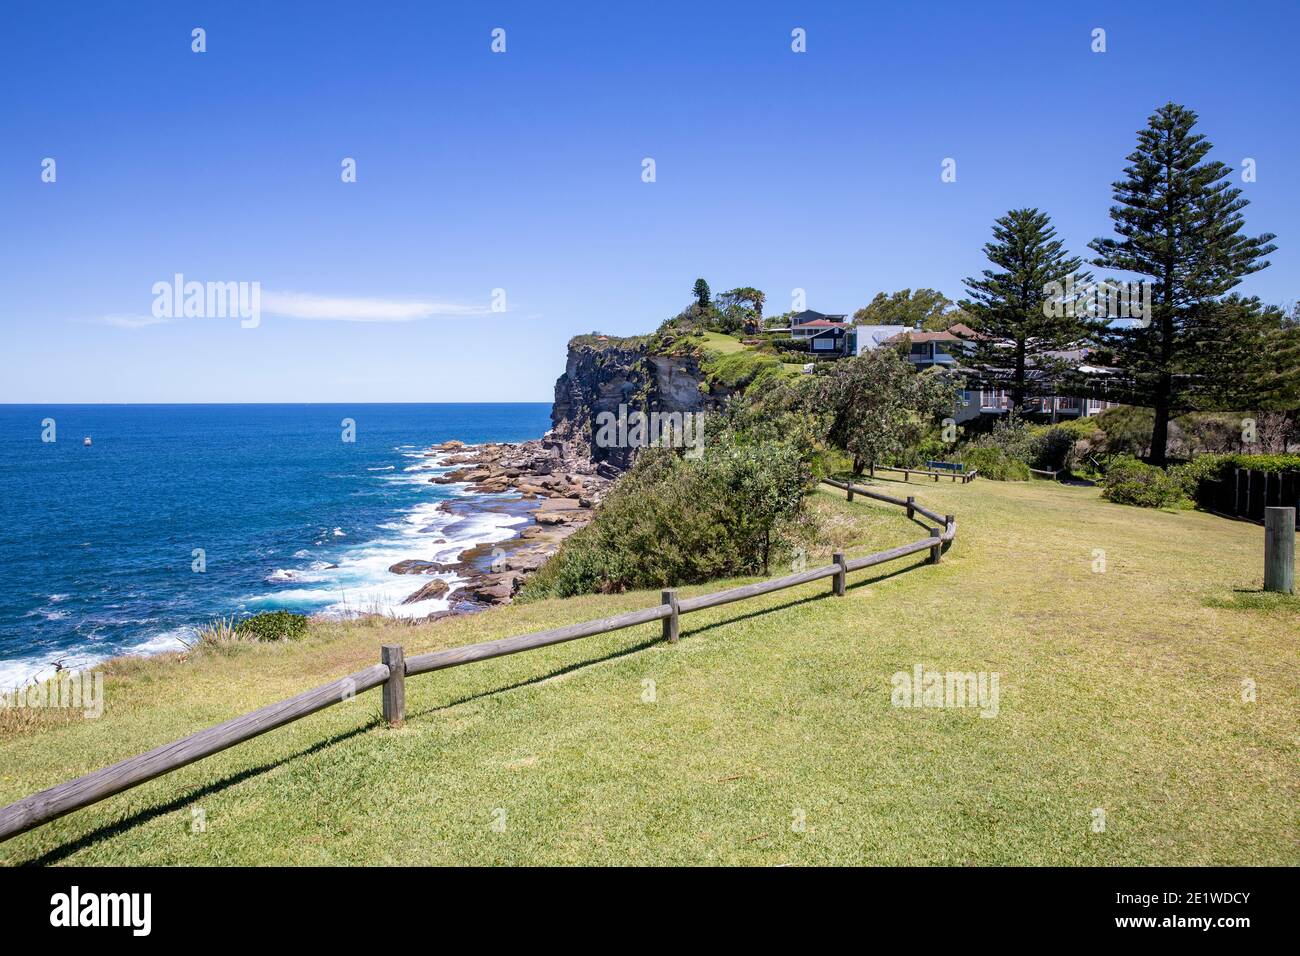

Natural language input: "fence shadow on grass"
[19,719,382,867]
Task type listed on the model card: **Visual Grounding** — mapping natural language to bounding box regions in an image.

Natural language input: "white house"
[854,324,909,355]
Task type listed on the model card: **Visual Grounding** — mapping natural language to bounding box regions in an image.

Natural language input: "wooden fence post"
[847,481,854,502]
[906,496,915,520]
[381,644,405,727]
[928,528,941,564]
[1264,507,1295,594]
[662,589,680,643]
[832,552,846,596]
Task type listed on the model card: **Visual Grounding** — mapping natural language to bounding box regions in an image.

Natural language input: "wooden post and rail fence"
[867,462,979,484]
[0,476,958,843]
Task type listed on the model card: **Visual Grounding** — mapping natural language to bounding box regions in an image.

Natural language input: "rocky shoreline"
[387,434,615,618]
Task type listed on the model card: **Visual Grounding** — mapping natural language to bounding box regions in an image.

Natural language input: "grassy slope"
[1,480,1296,865]
[696,331,749,355]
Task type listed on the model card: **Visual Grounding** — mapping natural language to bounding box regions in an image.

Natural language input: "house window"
[981,389,1007,409]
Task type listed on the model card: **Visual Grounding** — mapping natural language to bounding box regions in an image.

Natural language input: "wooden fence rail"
[0,477,955,843]
[870,463,979,484]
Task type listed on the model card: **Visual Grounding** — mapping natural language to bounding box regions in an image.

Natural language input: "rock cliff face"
[550,340,720,471]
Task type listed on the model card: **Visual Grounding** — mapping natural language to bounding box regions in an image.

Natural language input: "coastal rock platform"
[400,436,613,614]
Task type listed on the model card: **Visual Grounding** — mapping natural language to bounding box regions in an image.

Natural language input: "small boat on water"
[83,437,92,446]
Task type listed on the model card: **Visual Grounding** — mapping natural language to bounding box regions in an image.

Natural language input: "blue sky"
[2,0,1296,403]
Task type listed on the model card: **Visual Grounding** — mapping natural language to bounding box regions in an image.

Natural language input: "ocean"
[0,403,552,689]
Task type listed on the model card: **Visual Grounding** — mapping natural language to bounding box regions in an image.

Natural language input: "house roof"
[884,322,982,345]
[793,318,850,329]
[791,309,848,325]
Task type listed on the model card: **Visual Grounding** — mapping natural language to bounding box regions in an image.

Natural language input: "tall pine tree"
[1090,103,1276,465]
[958,208,1090,410]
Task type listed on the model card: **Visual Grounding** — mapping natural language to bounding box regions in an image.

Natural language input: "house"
[883,323,981,368]
[789,310,853,355]
[882,324,1118,423]
[788,309,848,331]
[854,324,909,354]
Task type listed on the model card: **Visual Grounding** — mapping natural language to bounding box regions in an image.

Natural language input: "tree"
[715,286,766,333]
[1089,103,1276,465]
[692,278,711,309]
[822,347,957,476]
[853,288,958,331]
[717,286,765,318]
[703,434,808,575]
[1191,295,1298,413]
[959,208,1091,411]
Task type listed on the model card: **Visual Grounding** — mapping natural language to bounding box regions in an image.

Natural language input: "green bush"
[1174,452,1300,483]
[1094,406,1154,457]
[1032,416,1103,442]
[234,610,309,641]
[957,446,1030,481]
[897,430,952,469]
[1027,426,1077,471]
[1170,452,1300,504]
[702,350,783,390]
[521,434,810,600]
[769,336,810,353]
[1101,456,1190,509]
[953,415,1032,480]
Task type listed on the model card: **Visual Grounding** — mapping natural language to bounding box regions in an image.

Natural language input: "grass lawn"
[696,330,750,355]
[1,479,1296,865]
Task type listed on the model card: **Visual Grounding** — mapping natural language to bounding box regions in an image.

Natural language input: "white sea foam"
[0,627,192,692]
[243,492,526,620]
[1,441,524,689]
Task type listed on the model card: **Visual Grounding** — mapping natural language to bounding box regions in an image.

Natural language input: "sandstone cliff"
[550,336,725,471]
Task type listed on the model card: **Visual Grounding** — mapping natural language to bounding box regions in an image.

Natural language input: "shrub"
[521,434,810,600]
[977,414,1036,461]
[1027,426,1077,471]
[234,610,309,642]
[897,430,951,469]
[1170,452,1300,504]
[1174,452,1300,482]
[1035,416,1104,442]
[1101,456,1190,509]
[1094,406,1154,457]
[702,350,783,390]
[957,446,1029,481]
[770,336,810,353]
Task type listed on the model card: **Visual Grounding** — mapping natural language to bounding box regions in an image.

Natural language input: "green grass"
[2,480,1296,865]
[696,330,750,355]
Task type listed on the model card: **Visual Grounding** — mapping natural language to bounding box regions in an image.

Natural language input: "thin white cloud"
[99,313,173,330]
[262,291,493,322]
